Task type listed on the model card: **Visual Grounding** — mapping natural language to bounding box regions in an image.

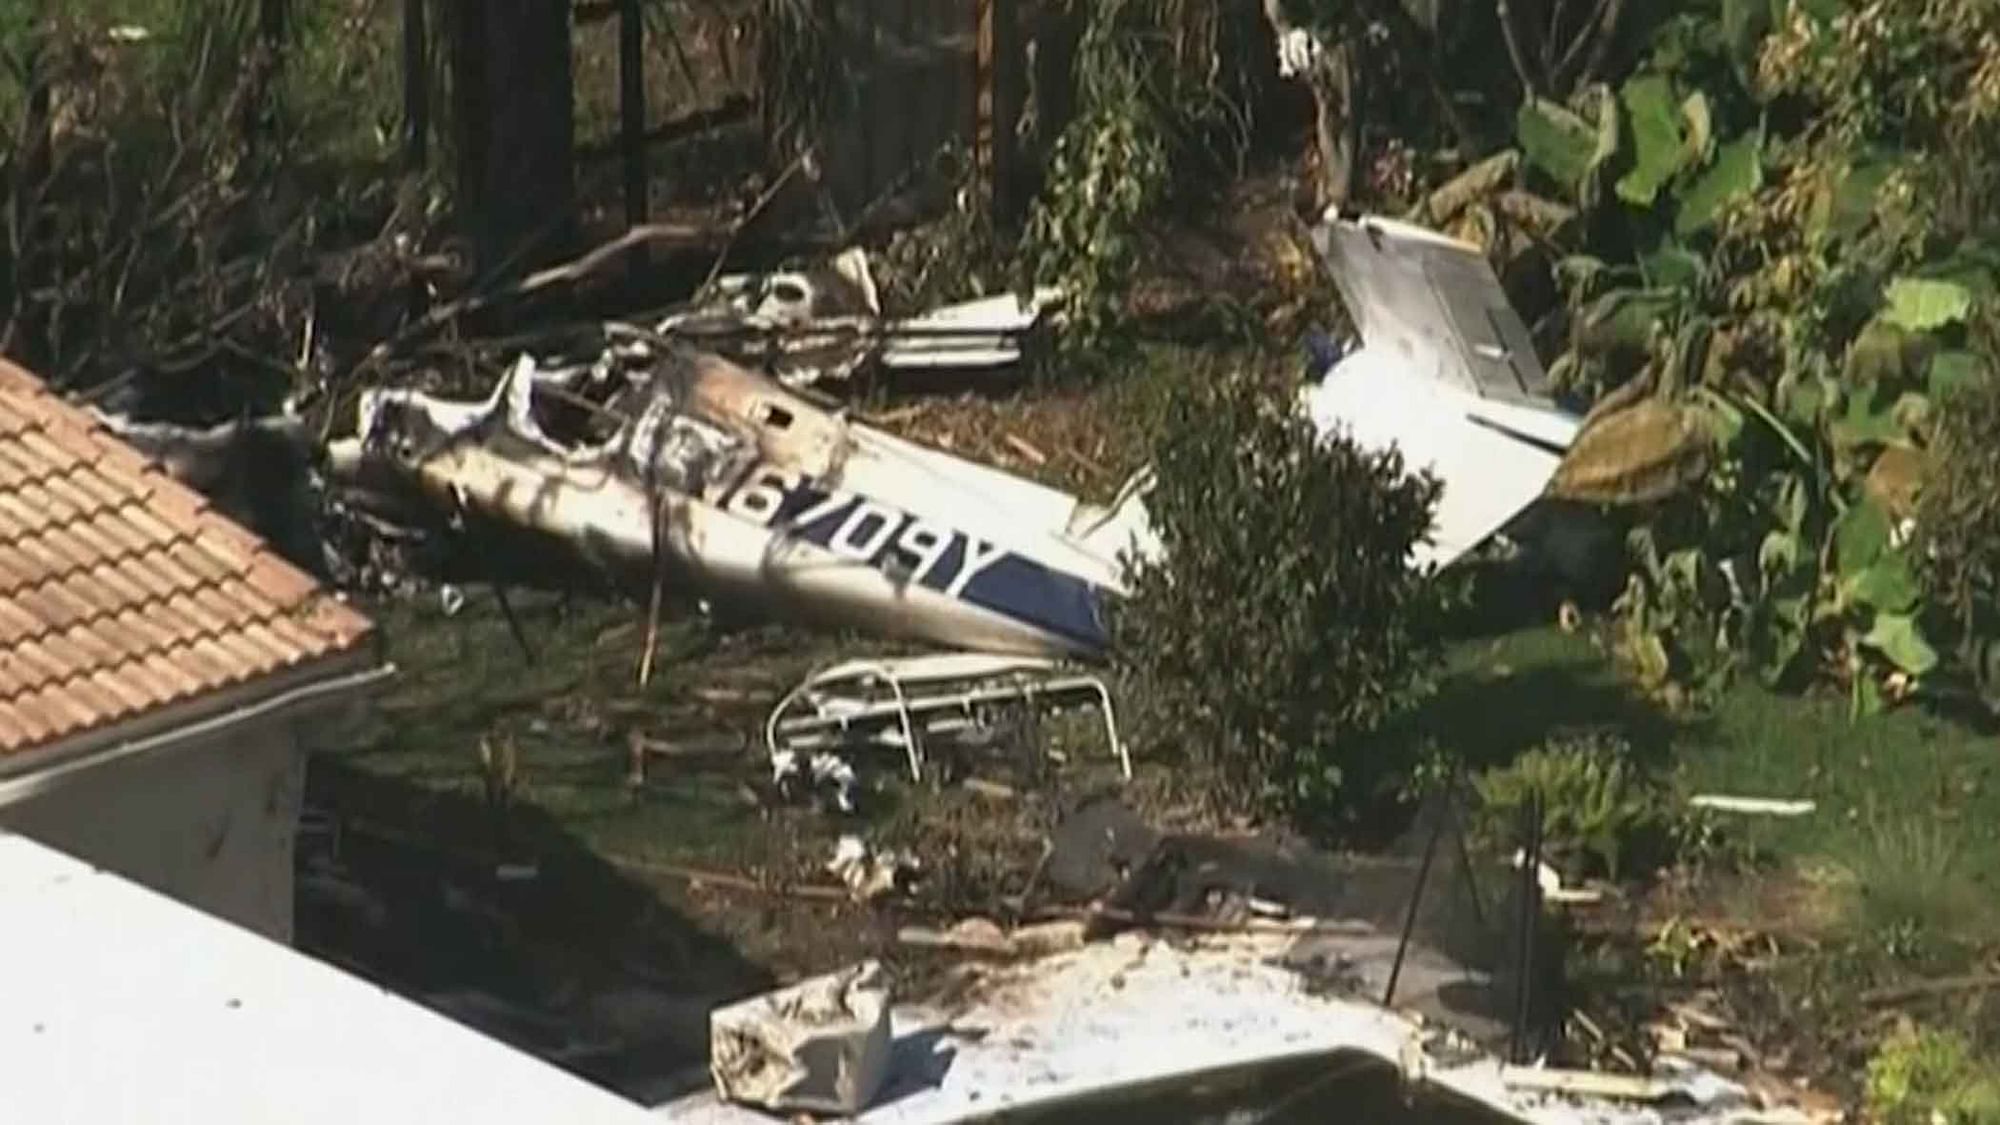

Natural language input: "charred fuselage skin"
[327,347,1133,659]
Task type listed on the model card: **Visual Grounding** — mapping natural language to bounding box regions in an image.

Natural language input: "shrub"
[1866,1024,2000,1125]
[1469,730,1672,882]
[1919,354,2000,708]
[1113,359,1445,823]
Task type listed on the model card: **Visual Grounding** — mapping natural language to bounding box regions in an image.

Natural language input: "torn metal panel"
[325,344,1139,659]
[1303,212,1586,571]
[654,932,1821,1125]
[653,250,1059,386]
[764,653,1129,785]
[709,961,893,1116]
[877,289,1063,371]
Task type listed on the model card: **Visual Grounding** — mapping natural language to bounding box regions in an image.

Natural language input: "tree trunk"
[1309,43,1359,211]
[449,0,578,278]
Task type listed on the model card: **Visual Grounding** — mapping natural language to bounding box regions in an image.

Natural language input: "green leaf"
[1851,671,1884,718]
[1517,98,1599,191]
[1929,350,1984,399]
[1675,133,1764,237]
[1721,0,1777,71]
[1760,594,1809,683]
[1616,75,1687,206]
[1691,385,1744,445]
[1844,320,1917,387]
[1641,240,1704,289]
[1834,497,1892,574]
[1862,612,1940,676]
[1776,367,1829,429]
[1825,159,1894,239]
[1759,528,1803,577]
[1830,397,1906,449]
[1775,471,1809,533]
[1575,288,1682,356]
[1882,277,1973,332]
[1680,92,1714,166]
[1847,553,1921,613]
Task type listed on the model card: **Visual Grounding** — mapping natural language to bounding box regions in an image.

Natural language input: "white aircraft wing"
[1304,212,1582,570]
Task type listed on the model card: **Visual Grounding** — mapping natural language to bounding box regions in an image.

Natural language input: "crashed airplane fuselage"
[326,339,1152,659]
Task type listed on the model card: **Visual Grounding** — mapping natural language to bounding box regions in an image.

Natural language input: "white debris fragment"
[1688,795,1818,817]
[1277,28,1324,78]
[709,961,892,1117]
[773,750,860,813]
[825,836,918,902]
[1508,850,1603,905]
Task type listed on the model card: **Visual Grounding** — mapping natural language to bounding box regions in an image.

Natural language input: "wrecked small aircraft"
[326,334,1157,660]
[325,210,1586,662]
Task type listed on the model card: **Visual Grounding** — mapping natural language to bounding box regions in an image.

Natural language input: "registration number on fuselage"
[712,463,1108,650]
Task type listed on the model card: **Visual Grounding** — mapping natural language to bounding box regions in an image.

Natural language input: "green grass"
[1409,621,2000,943]
[348,587,2000,945]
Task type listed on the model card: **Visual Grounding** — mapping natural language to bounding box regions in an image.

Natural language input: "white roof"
[0,831,658,1125]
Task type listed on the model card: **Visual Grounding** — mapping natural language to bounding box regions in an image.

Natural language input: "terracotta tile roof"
[0,358,374,757]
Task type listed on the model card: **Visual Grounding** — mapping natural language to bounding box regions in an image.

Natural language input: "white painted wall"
[0,832,662,1125]
[0,719,306,943]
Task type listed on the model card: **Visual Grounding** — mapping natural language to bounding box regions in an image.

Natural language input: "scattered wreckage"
[660,795,1835,1124]
[666,926,1831,1125]
[653,248,1061,389]
[317,210,1595,818]
[322,209,1584,666]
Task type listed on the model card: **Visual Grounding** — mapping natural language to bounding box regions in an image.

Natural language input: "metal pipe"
[1383,789,1445,1009]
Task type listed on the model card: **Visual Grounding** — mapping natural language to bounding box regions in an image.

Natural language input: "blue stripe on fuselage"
[768,481,1110,652]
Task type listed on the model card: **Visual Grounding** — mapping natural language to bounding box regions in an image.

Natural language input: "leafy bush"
[1113,360,1444,823]
[2,4,406,402]
[1501,0,2000,713]
[1470,731,1673,882]
[1919,353,2000,707]
[1866,1024,2000,1125]
[1019,0,1255,351]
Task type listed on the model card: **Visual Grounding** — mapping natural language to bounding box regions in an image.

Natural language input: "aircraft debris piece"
[765,653,1129,785]
[1687,796,1817,818]
[826,836,922,902]
[659,931,1825,1125]
[708,961,893,1116]
[772,749,860,813]
[324,342,1149,659]
[653,249,1060,387]
[1302,211,1586,571]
